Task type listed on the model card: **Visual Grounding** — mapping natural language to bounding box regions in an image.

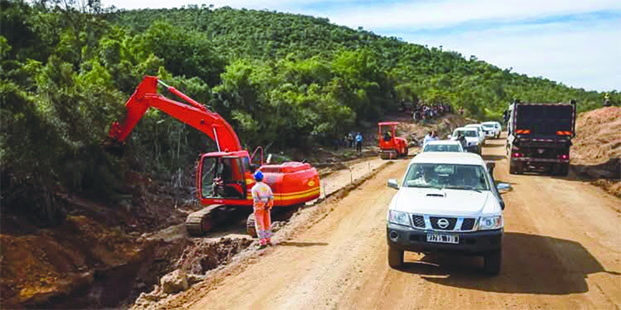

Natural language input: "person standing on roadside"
[423,131,434,146]
[604,93,611,107]
[251,171,274,248]
[355,132,363,153]
[457,132,467,150]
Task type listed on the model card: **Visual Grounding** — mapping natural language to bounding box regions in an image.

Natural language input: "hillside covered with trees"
[1,0,618,223]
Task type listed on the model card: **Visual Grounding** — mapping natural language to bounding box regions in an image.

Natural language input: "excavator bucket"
[102,137,125,157]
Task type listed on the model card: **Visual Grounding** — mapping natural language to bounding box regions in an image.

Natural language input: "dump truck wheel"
[509,161,522,175]
[552,163,569,176]
[559,163,569,176]
[516,162,524,174]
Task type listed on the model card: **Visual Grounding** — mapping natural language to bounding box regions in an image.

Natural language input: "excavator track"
[185,204,224,236]
[185,204,249,236]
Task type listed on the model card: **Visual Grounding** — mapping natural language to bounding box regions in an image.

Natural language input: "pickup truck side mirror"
[387,179,399,190]
[496,182,511,193]
[486,161,496,176]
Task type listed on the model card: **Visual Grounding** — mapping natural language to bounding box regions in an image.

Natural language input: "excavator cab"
[198,152,252,201]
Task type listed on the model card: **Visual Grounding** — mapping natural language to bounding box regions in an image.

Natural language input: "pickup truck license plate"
[426,233,459,244]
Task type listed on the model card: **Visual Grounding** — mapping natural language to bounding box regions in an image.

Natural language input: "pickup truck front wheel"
[388,247,404,269]
[483,250,502,275]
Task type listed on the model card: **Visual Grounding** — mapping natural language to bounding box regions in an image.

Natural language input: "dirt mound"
[132,237,253,309]
[174,237,253,275]
[572,107,621,165]
[0,216,142,308]
[571,107,621,197]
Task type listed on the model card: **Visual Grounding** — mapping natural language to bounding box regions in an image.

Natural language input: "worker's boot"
[258,237,269,249]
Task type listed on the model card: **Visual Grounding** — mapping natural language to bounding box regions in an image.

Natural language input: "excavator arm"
[106,76,242,152]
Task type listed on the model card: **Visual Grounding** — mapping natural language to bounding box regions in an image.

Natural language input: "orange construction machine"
[378,122,408,159]
[105,76,320,236]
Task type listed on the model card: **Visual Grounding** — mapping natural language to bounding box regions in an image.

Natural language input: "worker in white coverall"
[251,171,274,247]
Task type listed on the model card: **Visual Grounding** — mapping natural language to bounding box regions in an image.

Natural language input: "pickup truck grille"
[412,215,425,228]
[409,215,478,231]
[461,218,476,230]
[430,217,457,230]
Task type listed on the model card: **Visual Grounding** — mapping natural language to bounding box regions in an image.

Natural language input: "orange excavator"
[378,122,408,159]
[105,76,320,236]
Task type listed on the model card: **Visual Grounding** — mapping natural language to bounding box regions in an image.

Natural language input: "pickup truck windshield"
[423,144,462,152]
[482,124,495,128]
[403,163,490,191]
[453,130,478,138]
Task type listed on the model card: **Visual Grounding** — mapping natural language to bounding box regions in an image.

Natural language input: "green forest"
[1,0,618,222]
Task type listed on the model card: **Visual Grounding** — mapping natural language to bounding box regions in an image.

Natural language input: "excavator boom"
[107,76,241,152]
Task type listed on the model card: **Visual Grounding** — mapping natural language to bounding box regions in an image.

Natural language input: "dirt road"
[177,137,621,309]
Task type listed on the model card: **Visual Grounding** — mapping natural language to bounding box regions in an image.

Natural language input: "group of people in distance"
[339,132,364,153]
[412,103,452,121]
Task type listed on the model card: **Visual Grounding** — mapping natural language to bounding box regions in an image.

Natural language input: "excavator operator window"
[201,156,246,199]
[201,157,219,198]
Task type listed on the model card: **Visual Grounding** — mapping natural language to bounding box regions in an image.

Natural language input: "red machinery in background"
[378,122,408,159]
[106,76,320,236]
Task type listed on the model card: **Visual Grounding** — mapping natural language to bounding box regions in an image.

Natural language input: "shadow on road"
[398,232,619,295]
[568,158,620,180]
[278,241,329,247]
[492,179,518,186]
[481,154,506,161]
[482,143,505,148]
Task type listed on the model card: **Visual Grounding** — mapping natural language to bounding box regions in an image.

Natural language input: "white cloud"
[397,19,621,91]
[329,0,621,30]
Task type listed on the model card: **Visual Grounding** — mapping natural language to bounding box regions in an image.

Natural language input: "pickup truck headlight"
[479,215,503,230]
[388,210,411,226]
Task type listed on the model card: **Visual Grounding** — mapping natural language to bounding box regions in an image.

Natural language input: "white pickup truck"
[481,121,502,139]
[386,152,509,275]
[451,127,481,154]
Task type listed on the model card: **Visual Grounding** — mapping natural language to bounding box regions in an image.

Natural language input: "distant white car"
[481,121,502,139]
[451,127,481,154]
[423,140,464,153]
[465,124,486,145]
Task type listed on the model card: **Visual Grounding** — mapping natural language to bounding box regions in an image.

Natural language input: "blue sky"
[102,0,621,91]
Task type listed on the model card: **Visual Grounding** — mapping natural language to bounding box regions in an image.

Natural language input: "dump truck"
[105,76,320,236]
[505,100,576,176]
